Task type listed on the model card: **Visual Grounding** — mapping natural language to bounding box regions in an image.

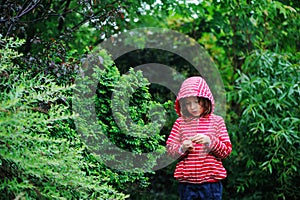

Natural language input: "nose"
[190,102,197,109]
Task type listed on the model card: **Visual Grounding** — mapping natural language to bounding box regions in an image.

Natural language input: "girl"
[166,76,232,200]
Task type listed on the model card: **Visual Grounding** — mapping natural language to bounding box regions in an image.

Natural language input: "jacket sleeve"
[209,116,232,159]
[166,118,187,159]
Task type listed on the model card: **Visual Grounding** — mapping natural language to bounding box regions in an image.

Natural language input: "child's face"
[184,96,204,117]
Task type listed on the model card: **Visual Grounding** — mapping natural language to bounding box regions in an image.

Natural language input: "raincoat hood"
[175,76,215,116]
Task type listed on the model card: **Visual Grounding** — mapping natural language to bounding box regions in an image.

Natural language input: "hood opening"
[175,76,215,117]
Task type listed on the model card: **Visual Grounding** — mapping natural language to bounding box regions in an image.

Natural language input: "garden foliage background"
[0,0,299,199]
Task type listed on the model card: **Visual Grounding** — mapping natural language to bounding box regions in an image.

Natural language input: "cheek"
[199,106,204,113]
[186,106,192,111]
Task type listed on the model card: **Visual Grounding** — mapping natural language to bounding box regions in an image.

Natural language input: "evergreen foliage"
[0,36,132,200]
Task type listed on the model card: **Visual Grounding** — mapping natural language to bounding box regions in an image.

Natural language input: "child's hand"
[191,134,211,145]
[181,140,194,152]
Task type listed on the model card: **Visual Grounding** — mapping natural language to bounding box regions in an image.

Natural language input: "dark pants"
[178,182,223,200]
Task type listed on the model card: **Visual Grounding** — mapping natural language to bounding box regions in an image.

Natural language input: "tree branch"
[5,0,41,36]
[58,0,71,32]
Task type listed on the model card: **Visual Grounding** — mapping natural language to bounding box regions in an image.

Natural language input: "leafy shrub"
[226,50,300,200]
[73,48,168,192]
[1,36,169,199]
[0,37,129,199]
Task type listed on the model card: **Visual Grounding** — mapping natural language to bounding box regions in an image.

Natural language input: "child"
[166,76,232,200]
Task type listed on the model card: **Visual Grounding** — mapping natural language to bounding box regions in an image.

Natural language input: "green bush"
[0,37,129,199]
[73,48,168,190]
[226,50,300,200]
[1,36,169,199]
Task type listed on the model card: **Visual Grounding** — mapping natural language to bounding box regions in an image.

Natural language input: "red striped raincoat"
[166,76,232,184]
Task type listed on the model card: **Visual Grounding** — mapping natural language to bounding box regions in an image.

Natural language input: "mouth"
[191,111,199,116]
